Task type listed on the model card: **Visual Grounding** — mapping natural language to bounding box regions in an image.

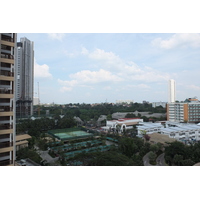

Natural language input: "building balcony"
[0,141,13,148]
[0,89,13,94]
[0,75,14,82]
[1,33,12,37]
[0,65,11,71]
[0,155,10,161]
[0,145,13,154]
[0,106,13,112]
[16,134,31,142]
[1,54,14,60]
[0,53,14,64]
[0,128,13,135]
[0,71,14,77]
[0,159,13,166]
[0,111,13,117]
[0,93,13,99]
[1,38,15,47]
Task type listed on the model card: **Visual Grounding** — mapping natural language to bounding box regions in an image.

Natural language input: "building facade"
[167,102,200,123]
[137,122,163,136]
[160,123,200,142]
[168,79,176,103]
[101,118,143,133]
[16,37,34,118]
[0,33,16,166]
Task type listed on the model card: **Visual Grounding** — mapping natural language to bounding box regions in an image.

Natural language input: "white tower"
[168,79,176,103]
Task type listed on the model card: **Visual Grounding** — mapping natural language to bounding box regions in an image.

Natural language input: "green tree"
[150,144,159,153]
[118,137,139,157]
[173,154,183,166]
[148,151,157,165]
[181,159,195,166]
[88,151,134,166]
[165,141,186,165]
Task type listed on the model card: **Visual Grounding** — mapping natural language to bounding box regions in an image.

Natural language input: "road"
[156,153,167,166]
[143,152,153,166]
[143,152,167,166]
[35,145,59,164]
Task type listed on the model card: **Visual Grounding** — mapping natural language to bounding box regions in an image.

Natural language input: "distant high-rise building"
[15,37,34,118]
[168,79,176,103]
[0,33,17,166]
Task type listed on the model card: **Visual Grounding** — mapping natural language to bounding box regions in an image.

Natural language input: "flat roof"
[16,134,31,141]
[137,123,162,129]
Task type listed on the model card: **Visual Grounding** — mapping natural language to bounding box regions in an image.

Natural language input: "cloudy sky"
[16,33,200,104]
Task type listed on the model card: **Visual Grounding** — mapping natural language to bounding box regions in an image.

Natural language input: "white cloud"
[34,60,52,78]
[120,63,170,82]
[86,49,170,82]
[103,86,112,90]
[127,84,151,89]
[187,85,200,91]
[70,69,123,83]
[58,69,122,92]
[60,86,72,93]
[64,50,76,58]
[58,79,78,87]
[48,33,65,41]
[81,47,89,55]
[88,48,123,70]
[152,33,200,49]
[58,48,171,93]
[88,48,120,61]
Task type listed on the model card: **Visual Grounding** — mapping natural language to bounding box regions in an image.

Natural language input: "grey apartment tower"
[16,37,34,118]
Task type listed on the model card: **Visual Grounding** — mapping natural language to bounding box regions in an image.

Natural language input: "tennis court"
[48,128,93,140]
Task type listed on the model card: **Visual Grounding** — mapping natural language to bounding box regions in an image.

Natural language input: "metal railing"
[0,89,13,94]
[0,142,13,148]
[0,160,13,166]
[0,107,13,112]
[0,124,13,130]
[0,54,14,59]
[1,37,14,43]
[0,71,14,77]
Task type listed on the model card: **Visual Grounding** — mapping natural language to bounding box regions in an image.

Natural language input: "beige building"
[0,33,17,166]
[167,102,200,123]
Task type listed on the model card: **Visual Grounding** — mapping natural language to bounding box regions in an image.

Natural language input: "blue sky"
[17,33,200,104]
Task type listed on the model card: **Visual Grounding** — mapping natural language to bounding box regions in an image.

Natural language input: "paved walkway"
[143,152,167,166]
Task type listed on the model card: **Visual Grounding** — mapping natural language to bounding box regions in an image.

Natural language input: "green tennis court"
[48,128,93,140]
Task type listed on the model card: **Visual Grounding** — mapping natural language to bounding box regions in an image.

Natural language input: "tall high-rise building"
[0,33,17,166]
[16,37,34,118]
[168,79,176,103]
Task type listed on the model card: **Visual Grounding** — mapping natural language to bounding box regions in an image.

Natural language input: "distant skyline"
[17,33,200,104]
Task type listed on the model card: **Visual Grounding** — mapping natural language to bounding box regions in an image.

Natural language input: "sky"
[17,33,200,104]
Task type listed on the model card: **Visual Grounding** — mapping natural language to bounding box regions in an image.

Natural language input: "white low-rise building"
[137,122,163,137]
[101,118,143,133]
[160,124,200,141]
